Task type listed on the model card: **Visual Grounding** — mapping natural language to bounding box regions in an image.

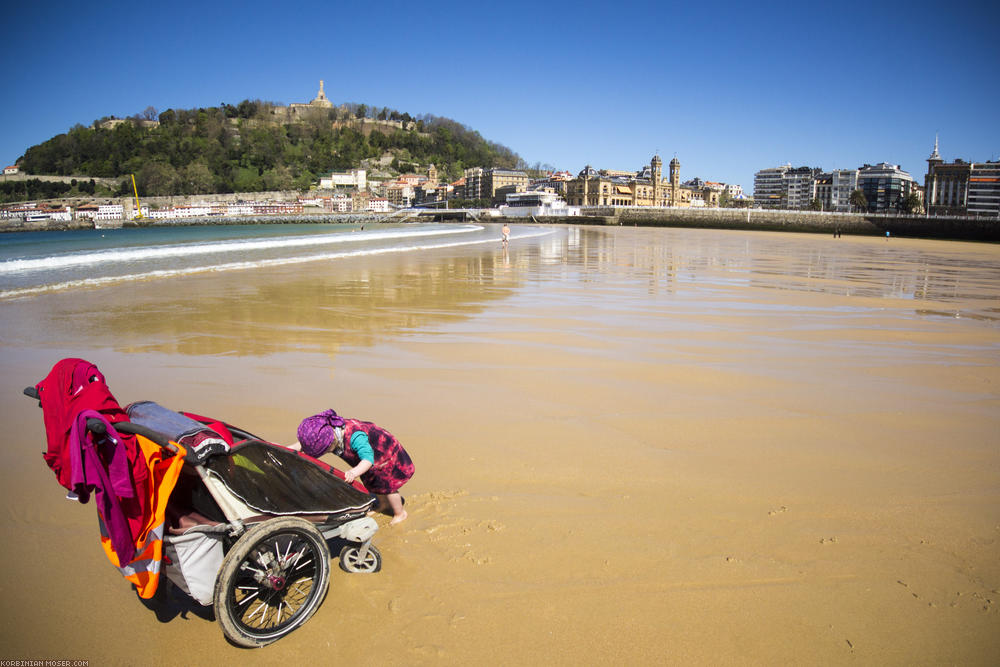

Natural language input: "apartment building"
[753,166,789,208]
[463,167,530,203]
[857,163,914,212]
[783,167,819,209]
[966,162,1000,217]
[926,139,1000,217]
[814,169,858,212]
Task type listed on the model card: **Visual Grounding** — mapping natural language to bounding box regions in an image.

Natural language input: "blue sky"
[2,0,998,190]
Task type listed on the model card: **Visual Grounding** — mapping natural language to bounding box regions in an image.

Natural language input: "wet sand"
[1,225,998,665]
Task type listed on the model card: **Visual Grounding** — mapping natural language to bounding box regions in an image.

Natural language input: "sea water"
[0,222,537,299]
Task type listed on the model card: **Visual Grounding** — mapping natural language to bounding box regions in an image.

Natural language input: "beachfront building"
[75,204,99,220]
[968,162,1000,217]
[463,167,530,204]
[857,163,915,213]
[783,167,819,209]
[565,155,696,208]
[753,166,789,208]
[96,203,124,221]
[814,169,858,212]
[330,192,353,212]
[925,139,1000,217]
[25,206,72,222]
[368,197,390,213]
[498,189,579,217]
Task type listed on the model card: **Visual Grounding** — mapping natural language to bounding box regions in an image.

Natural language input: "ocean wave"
[0,224,482,275]
[0,227,556,300]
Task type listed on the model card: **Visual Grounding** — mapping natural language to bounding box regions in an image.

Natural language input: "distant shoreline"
[2,208,997,243]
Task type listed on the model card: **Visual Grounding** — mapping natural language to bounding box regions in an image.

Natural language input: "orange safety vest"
[98,435,186,599]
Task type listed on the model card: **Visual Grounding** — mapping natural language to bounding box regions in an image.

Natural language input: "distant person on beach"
[291,409,414,525]
[502,224,510,246]
[886,230,890,241]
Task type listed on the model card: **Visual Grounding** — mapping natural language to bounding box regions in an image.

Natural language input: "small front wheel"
[339,544,382,573]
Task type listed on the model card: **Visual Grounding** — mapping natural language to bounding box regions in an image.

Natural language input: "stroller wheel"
[339,544,382,573]
[214,517,331,648]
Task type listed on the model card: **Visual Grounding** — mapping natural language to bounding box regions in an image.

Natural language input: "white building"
[725,184,744,199]
[783,168,818,209]
[26,206,72,222]
[368,197,390,213]
[319,168,366,191]
[828,169,858,212]
[96,203,124,220]
[227,203,255,216]
[498,189,579,217]
[331,193,353,212]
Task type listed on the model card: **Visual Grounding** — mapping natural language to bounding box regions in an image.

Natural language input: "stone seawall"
[0,218,93,233]
[520,208,999,242]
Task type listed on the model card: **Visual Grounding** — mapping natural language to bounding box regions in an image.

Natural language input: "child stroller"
[26,358,382,648]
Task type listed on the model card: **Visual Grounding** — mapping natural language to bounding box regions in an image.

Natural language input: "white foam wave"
[0,227,556,300]
[0,224,481,275]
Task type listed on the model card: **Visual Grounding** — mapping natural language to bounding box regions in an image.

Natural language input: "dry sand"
[1,225,998,665]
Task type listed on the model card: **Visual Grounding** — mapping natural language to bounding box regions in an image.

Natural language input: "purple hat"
[297,409,345,458]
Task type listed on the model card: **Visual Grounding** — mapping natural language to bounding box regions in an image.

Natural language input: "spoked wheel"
[339,543,382,573]
[214,517,330,648]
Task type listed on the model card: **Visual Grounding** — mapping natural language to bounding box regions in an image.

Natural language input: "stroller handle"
[22,386,178,454]
[90,420,179,453]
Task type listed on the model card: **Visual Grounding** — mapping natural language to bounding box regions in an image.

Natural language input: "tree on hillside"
[180,161,215,194]
[137,161,179,196]
[17,100,522,195]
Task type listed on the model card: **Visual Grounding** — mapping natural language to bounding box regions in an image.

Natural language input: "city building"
[925,139,1000,217]
[566,155,688,207]
[814,169,858,212]
[319,168,366,191]
[857,163,915,213]
[463,167,530,204]
[96,203,124,220]
[967,162,1000,217]
[753,166,789,208]
[368,197,390,213]
[783,167,820,209]
[498,189,579,217]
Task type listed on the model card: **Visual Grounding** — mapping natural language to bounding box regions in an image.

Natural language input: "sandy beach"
[1,224,998,665]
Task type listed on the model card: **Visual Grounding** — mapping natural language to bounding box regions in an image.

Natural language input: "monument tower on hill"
[311,80,333,108]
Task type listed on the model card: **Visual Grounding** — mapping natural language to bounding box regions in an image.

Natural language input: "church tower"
[926,135,944,210]
[669,157,680,205]
[651,155,663,204]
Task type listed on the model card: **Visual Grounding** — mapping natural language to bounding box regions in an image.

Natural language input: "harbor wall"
[525,208,999,242]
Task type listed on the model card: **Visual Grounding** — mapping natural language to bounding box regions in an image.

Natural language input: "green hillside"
[17,100,522,197]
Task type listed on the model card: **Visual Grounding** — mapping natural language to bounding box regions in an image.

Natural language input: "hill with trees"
[16,100,524,197]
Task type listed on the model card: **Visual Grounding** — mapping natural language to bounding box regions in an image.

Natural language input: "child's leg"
[383,492,407,524]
